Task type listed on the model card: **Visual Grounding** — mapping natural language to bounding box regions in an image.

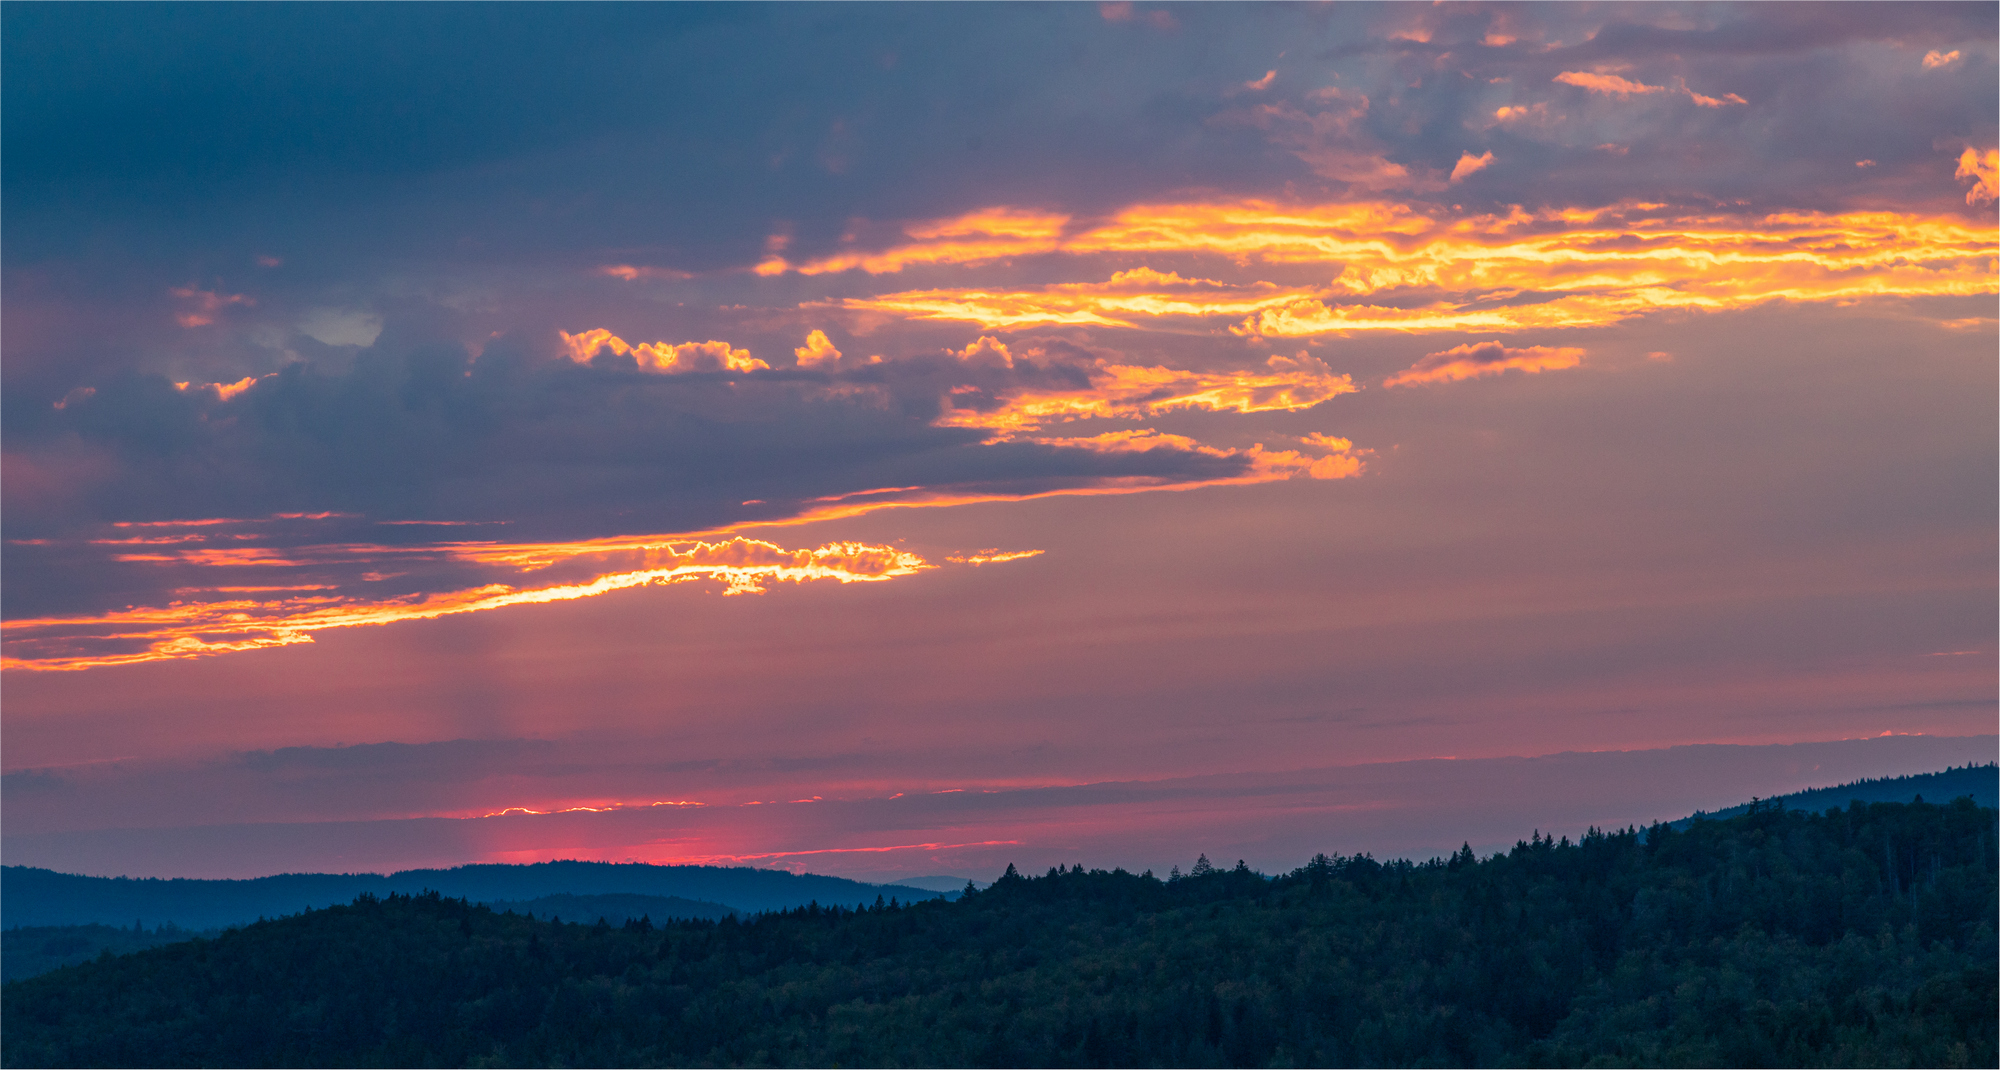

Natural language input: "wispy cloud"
[793,200,1994,338]
[1384,342,1586,388]
[3,537,929,671]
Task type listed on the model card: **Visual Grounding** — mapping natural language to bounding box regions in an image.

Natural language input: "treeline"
[4,798,1994,1068]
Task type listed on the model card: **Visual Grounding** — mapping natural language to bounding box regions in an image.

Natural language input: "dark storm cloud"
[0,3,1303,273]
[11,3,1982,283]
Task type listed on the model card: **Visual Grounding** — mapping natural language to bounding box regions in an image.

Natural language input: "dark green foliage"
[5,799,1993,1068]
[479,893,736,926]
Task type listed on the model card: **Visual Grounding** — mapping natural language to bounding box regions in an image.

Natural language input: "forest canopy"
[4,798,1994,1068]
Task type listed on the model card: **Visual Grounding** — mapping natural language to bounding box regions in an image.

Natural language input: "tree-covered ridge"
[4,798,1993,1068]
[1678,762,1998,825]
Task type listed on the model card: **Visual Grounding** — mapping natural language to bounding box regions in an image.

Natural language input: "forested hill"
[1677,762,1998,826]
[0,860,943,930]
[6,798,1993,1068]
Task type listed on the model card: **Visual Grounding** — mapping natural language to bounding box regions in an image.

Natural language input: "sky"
[4,2,1995,882]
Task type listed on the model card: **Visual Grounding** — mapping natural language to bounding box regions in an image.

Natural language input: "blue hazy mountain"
[1675,762,1996,827]
[0,860,946,930]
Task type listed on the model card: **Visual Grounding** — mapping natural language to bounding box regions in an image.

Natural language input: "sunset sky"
[5,3,1995,881]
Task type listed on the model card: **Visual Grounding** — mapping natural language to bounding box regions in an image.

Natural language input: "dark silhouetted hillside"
[1,860,943,930]
[5,798,1992,1068]
[1677,762,1997,827]
[480,892,735,926]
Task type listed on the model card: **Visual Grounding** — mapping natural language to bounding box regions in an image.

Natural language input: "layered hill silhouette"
[1675,762,1996,826]
[0,860,944,931]
[5,795,1992,1068]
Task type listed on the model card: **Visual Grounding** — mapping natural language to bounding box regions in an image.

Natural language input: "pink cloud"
[1449,151,1494,183]
[1384,341,1586,387]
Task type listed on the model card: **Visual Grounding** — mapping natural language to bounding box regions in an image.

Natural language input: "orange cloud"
[812,200,1993,338]
[794,329,843,367]
[1,538,929,672]
[945,549,1045,566]
[1018,428,1360,484]
[1384,341,1586,387]
[558,329,769,373]
[950,335,1015,366]
[1553,71,1665,98]
[934,348,1356,433]
[1243,70,1277,92]
[172,378,261,401]
[1922,50,1962,70]
[1682,82,1747,108]
[837,269,1330,331]
[1450,151,1494,183]
[783,208,1070,275]
[1956,147,1998,206]
[1492,104,1546,124]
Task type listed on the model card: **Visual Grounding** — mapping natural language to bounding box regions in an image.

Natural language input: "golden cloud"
[794,329,843,367]
[933,344,1356,433]
[798,200,1991,338]
[558,329,769,373]
[2,538,929,672]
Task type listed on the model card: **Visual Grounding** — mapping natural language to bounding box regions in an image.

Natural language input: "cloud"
[794,329,842,368]
[299,308,384,347]
[1097,2,1174,30]
[559,329,770,373]
[1922,49,1962,70]
[1383,341,1587,387]
[1955,147,1998,206]
[1680,81,1748,108]
[1491,104,1547,124]
[929,344,1356,433]
[1218,92,1434,192]
[835,272,1331,331]
[805,199,1995,339]
[1243,70,1276,92]
[780,209,1071,276]
[168,287,253,329]
[1553,71,1666,98]
[944,549,1043,566]
[2,315,1370,649]
[598,265,695,281]
[2,536,930,671]
[1450,151,1494,183]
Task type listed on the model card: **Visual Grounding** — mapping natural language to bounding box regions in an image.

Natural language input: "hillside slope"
[0,860,940,930]
[5,798,1992,1068]
[1679,763,1997,826]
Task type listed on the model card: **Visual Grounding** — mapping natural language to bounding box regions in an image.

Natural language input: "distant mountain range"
[0,860,948,931]
[8,793,1992,1067]
[5,764,1989,935]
